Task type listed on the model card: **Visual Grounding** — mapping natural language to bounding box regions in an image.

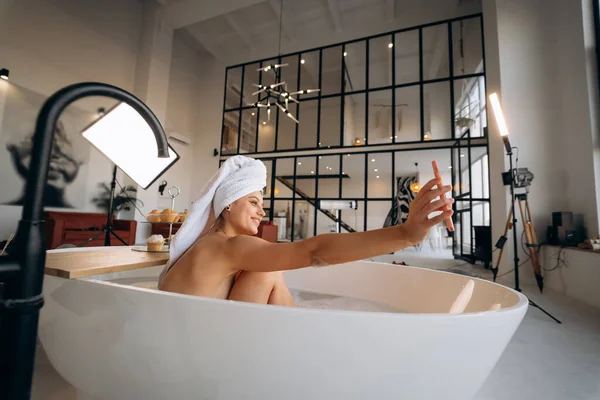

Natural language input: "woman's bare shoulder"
[189,232,229,255]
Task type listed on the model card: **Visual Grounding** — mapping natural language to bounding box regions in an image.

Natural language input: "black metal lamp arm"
[0,82,169,399]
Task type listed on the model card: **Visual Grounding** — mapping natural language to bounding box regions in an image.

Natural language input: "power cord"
[542,246,569,272]
[115,179,148,220]
[495,256,531,279]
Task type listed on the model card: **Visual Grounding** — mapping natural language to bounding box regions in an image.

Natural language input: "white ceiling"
[157,0,482,66]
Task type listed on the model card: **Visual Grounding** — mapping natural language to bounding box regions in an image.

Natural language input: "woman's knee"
[237,270,282,286]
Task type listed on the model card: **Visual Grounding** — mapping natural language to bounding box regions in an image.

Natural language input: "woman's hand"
[401,178,454,246]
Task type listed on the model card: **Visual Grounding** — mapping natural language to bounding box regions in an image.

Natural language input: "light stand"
[0,82,170,399]
[78,165,128,247]
[489,93,560,324]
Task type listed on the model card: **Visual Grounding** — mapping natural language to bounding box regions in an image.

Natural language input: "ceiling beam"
[164,0,264,29]
[326,0,343,32]
[268,0,296,46]
[386,0,396,22]
[223,14,256,53]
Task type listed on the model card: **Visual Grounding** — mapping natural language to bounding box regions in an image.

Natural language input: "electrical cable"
[542,246,569,272]
[115,179,148,220]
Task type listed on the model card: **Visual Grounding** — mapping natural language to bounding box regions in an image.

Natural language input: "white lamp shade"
[82,103,179,189]
[488,93,509,137]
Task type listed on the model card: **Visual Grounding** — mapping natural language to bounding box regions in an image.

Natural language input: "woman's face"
[225,191,265,235]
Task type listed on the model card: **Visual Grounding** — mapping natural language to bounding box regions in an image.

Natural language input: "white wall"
[540,246,600,309]
[484,0,600,289]
[0,0,144,240]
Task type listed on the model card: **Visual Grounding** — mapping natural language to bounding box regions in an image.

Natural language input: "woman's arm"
[225,178,454,272]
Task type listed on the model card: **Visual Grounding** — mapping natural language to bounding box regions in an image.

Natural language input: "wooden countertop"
[45,247,169,279]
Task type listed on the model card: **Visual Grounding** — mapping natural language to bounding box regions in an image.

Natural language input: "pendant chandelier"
[410,162,421,193]
[248,0,319,124]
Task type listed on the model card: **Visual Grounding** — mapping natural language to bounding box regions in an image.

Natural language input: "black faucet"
[0,82,169,399]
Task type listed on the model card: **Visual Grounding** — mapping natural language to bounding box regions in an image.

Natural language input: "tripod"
[492,151,561,324]
[78,165,128,247]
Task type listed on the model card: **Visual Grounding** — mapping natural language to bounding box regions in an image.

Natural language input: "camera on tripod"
[501,167,534,189]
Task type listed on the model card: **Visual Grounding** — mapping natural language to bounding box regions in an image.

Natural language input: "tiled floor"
[31,258,600,400]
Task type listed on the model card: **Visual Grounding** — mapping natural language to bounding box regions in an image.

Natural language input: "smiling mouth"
[251,218,261,225]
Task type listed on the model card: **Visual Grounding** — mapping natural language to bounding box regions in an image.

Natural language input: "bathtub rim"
[45,262,529,319]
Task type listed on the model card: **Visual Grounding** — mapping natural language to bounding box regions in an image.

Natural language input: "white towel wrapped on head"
[159,155,267,284]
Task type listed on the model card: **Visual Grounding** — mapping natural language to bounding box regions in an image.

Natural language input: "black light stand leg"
[529,299,562,324]
[109,229,128,246]
[508,149,520,292]
[104,165,118,246]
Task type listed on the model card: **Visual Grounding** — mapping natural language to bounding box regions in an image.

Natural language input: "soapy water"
[291,289,403,313]
[107,277,403,313]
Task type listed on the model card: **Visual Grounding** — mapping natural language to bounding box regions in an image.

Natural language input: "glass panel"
[368,90,392,144]
[369,35,393,89]
[460,146,470,195]
[472,202,487,226]
[317,209,338,235]
[452,17,484,76]
[263,199,272,220]
[342,153,365,198]
[423,81,451,140]
[280,55,300,96]
[318,155,340,198]
[297,99,318,149]
[299,51,320,100]
[453,212,462,255]
[395,30,419,84]
[395,85,420,143]
[277,103,297,150]
[319,96,341,148]
[455,200,470,211]
[239,109,257,153]
[221,111,239,155]
[344,93,365,146]
[368,153,392,198]
[261,160,274,199]
[272,200,292,241]
[257,115,275,152]
[321,46,343,96]
[482,153,489,198]
[462,210,472,254]
[423,23,449,80]
[344,40,366,91]
[477,76,487,138]
[341,201,364,232]
[225,67,242,109]
[293,200,315,240]
[454,78,483,138]
[471,157,483,199]
[243,63,261,107]
[274,158,295,199]
[295,156,316,199]
[367,201,393,231]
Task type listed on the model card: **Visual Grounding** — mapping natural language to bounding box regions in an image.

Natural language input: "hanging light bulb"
[410,162,421,193]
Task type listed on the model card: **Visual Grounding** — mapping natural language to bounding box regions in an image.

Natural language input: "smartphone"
[431,160,454,232]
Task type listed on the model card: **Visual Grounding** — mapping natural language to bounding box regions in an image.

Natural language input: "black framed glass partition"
[220,13,490,261]
[222,13,486,155]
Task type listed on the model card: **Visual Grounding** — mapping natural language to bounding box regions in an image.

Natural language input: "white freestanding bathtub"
[39,251,527,400]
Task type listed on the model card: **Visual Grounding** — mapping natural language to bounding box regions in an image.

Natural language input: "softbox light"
[82,102,179,189]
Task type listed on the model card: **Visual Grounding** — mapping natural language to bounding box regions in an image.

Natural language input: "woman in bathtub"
[159,156,454,306]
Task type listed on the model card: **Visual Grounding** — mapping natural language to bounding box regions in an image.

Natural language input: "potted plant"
[91,182,143,219]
